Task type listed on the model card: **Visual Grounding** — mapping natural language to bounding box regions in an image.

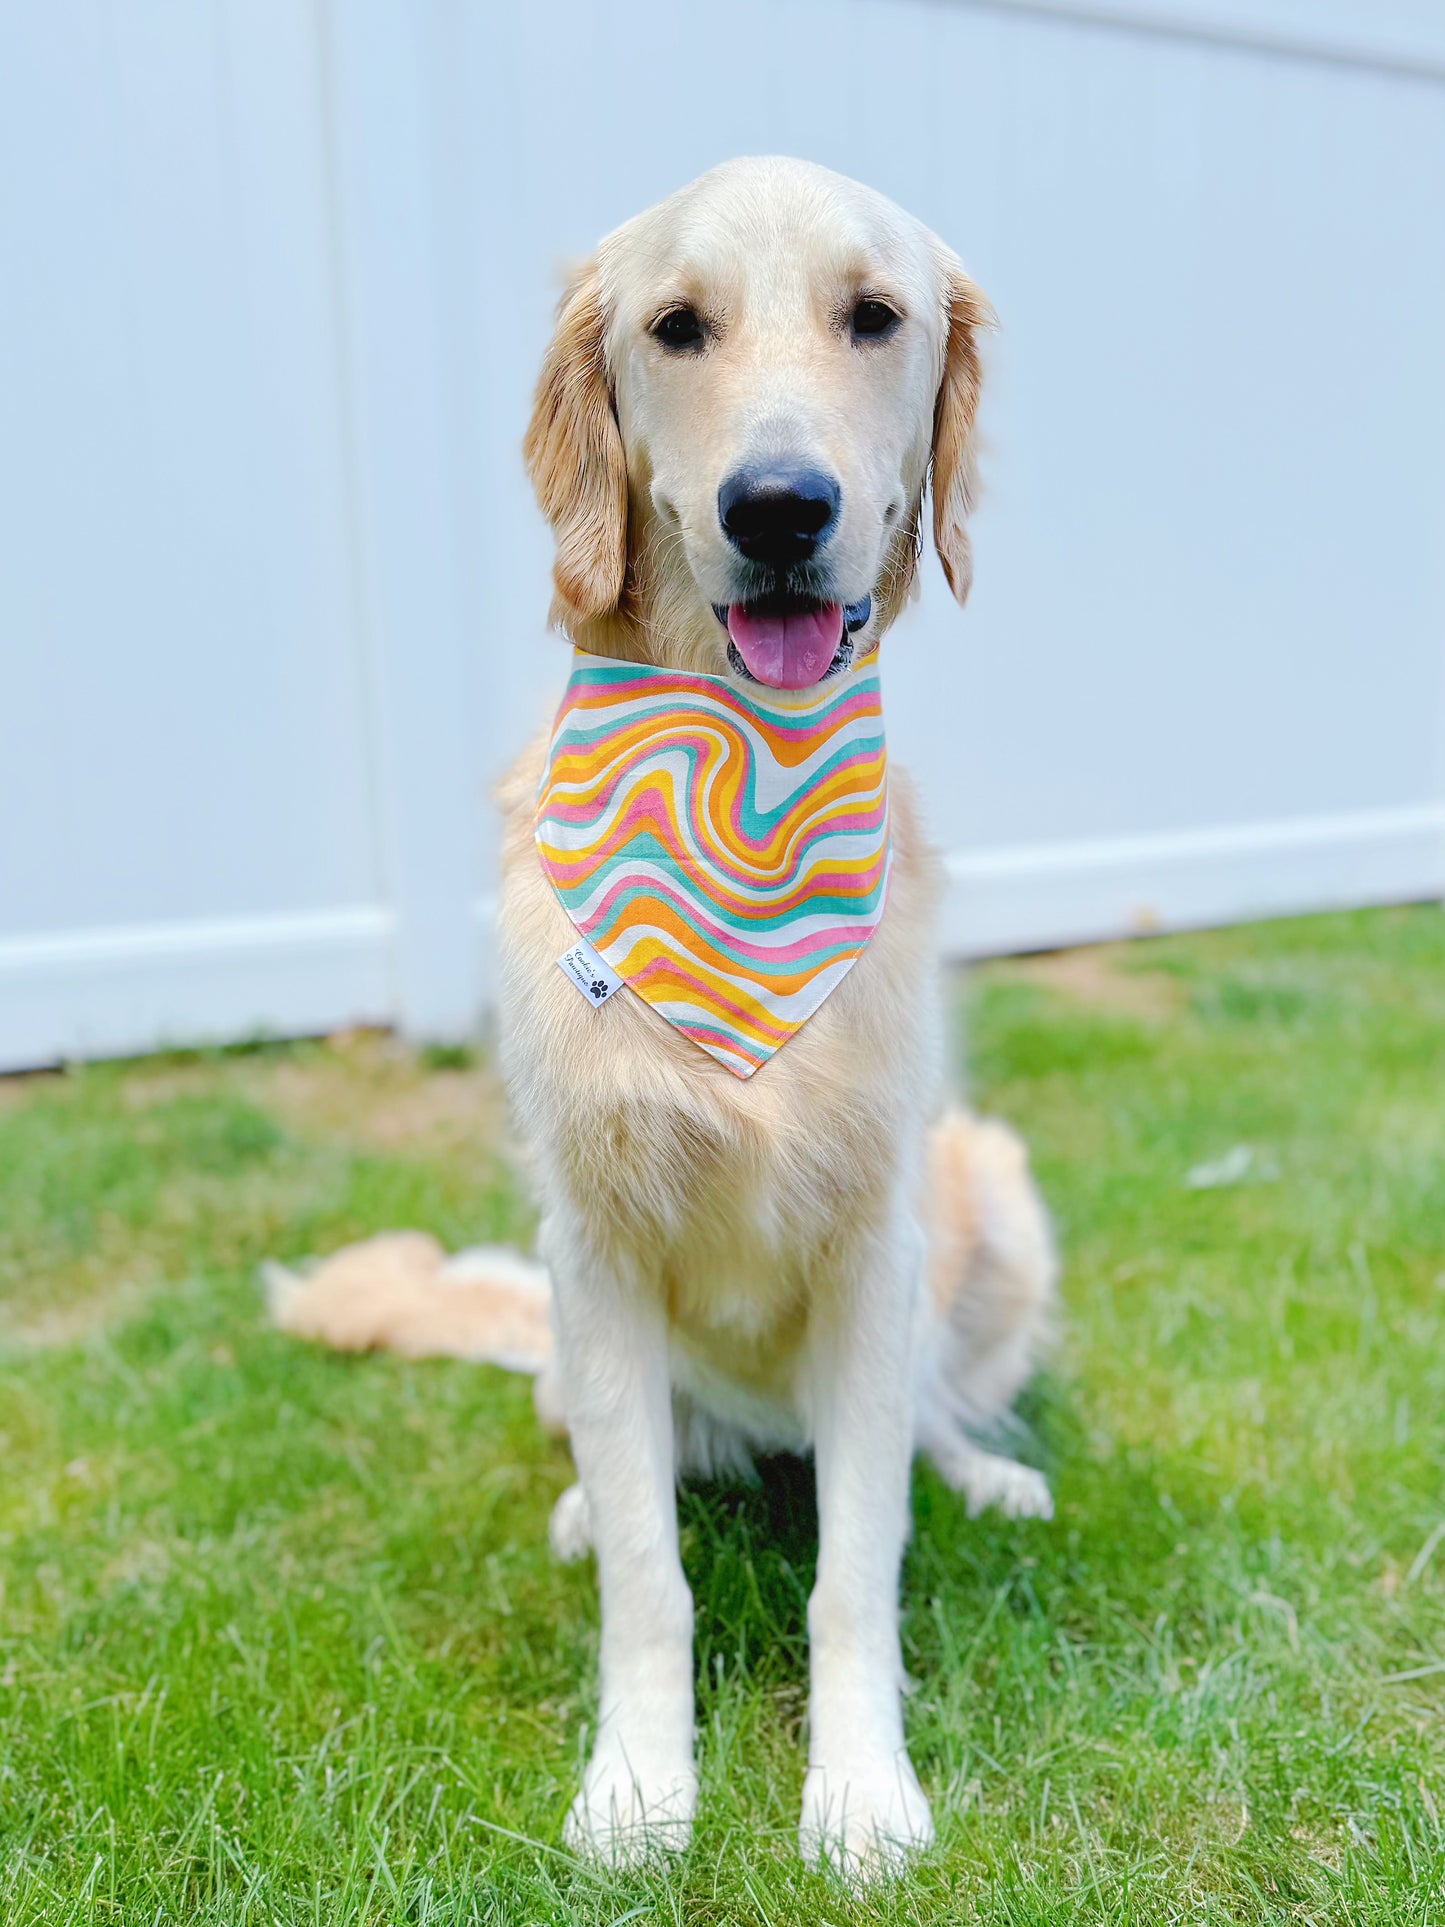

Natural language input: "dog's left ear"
[524,258,628,628]
[930,261,993,606]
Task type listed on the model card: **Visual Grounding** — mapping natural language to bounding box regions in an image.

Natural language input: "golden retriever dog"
[277,154,1056,1879]
[500,156,1054,1874]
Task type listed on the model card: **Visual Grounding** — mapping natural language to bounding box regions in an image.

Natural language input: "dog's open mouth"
[713,594,872,689]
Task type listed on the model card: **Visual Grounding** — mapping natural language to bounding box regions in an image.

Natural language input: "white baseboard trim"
[3,807,1441,1070]
[941,804,1445,956]
[0,906,396,1072]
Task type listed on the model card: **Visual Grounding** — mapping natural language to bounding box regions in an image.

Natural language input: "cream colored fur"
[277,157,1058,1881]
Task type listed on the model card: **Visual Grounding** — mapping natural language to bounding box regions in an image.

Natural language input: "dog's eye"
[652,306,704,349]
[851,298,900,341]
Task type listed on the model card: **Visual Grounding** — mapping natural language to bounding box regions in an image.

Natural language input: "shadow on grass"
[671,1376,1142,1691]
[672,1371,1254,1695]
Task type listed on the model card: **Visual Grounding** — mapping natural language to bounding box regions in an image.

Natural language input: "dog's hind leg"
[549,1482,593,1561]
[916,1109,1058,1519]
[916,1415,1053,1520]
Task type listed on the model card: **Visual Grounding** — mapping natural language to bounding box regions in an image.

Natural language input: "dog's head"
[525,157,990,688]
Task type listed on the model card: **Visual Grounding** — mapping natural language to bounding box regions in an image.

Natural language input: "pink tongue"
[727,602,845,689]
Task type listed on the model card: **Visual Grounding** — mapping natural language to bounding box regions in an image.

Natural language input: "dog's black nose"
[718,465,840,566]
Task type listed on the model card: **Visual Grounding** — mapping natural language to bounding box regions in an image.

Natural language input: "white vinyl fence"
[3,0,1443,1069]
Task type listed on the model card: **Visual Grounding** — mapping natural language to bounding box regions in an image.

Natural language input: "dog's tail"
[914,1109,1059,1519]
[265,1230,556,1374]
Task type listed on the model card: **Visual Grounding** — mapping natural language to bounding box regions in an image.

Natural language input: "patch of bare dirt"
[996,945,1183,1021]
[244,1034,509,1157]
[0,1067,65,1114]
[0,1269,156,1350]
[0,1035,519,1352]
[118,1062,226,1110]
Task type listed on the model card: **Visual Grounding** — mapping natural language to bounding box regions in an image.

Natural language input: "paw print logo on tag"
[556,939,624,1007]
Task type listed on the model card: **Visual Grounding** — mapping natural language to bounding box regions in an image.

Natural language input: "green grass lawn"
[2,908,1444,1924]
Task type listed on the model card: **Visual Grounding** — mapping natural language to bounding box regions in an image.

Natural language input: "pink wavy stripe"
[627,956,794,1042]
[583,868,884,969]
[569,674,880,747]
[621,863,894,1061]
[674,1024,762,1072]
[542,773,887,892]
[546,728,885,860]
[539,824,889,909]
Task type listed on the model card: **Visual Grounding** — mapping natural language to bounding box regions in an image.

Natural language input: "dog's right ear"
[524,259,627,627]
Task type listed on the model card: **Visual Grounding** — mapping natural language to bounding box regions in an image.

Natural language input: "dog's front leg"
[546,1216,696,1862]
[800,1205,934,1876]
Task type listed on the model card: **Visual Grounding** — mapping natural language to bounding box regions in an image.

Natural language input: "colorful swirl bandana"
[535,651,891,1078]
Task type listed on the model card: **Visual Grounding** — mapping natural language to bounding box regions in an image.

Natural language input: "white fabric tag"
[555,936,624,1006]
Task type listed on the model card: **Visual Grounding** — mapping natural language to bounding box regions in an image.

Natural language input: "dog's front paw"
[564,1733,696,1865]
[799,1751,934,1879]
